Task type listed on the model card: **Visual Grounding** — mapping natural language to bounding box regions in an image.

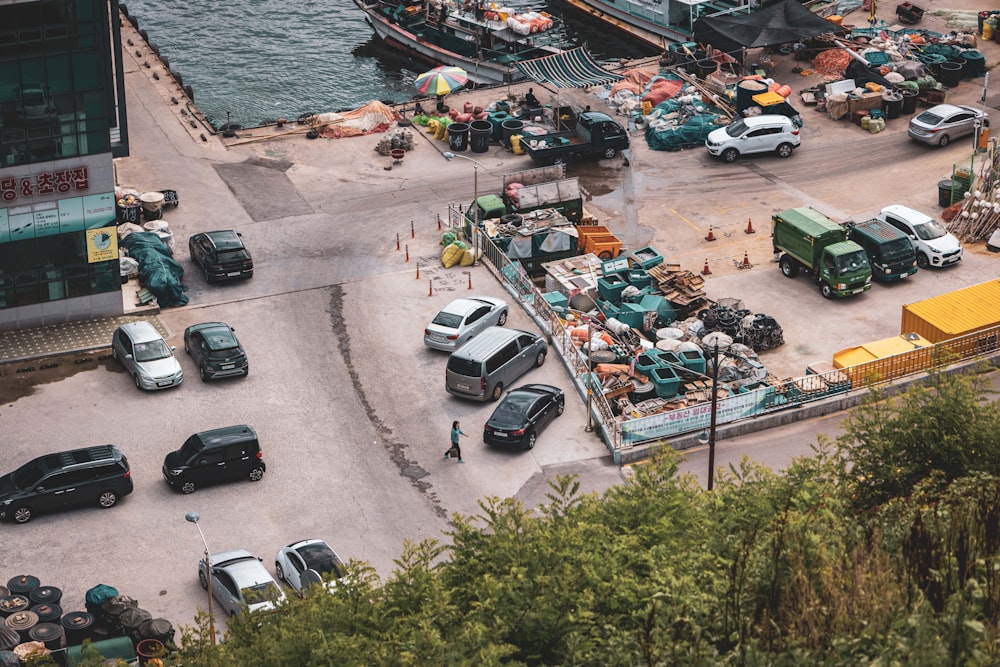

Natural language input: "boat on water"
[354,0,563,85]
[556,0,751,51]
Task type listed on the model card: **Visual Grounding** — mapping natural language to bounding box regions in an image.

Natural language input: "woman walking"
[445,420,468,463]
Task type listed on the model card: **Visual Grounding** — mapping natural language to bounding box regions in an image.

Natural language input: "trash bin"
[900,89,919,114]
[937,179,965,207]
[469,120,491,153]
[960,50,986,78]
[446,122,469,152]
[938,61,962,87]
[500,119,524,147]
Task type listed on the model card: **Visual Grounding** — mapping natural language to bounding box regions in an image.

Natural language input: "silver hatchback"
[908,104,989,147]
[111,321,183,391]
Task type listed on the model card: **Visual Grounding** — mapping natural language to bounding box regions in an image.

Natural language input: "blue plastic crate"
[650,365,680,398]
[631,246,664,270]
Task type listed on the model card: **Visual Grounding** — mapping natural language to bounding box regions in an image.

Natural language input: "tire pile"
[698,298,784,352]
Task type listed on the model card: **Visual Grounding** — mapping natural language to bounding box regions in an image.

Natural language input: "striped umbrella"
[414,66,469,97]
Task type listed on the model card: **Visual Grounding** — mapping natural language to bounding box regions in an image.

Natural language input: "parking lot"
[3,26,999,635]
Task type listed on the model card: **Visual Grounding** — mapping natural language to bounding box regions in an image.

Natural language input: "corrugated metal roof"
[902,278,1000,336]
[514,47,623,89]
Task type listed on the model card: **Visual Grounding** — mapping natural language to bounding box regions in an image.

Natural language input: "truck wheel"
[820,284,835,299]
[779,256,799,278]
[722,148,739,163]
[776,143,794,158]
[602,147,617,159]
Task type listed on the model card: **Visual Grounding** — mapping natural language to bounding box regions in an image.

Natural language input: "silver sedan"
[111,321,183,390]
[908,103,989,147]
[198,549,285,617]
[423,296,508,351]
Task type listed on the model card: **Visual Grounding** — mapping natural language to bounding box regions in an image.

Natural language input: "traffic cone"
[745,217,755,234]
[741,251,751,269]
[702,258,712,275]
[705,226,716,241]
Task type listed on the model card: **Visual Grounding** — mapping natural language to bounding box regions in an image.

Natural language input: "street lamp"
[443,151,485,262]
[706,342,720,490]
[185,512,216,645]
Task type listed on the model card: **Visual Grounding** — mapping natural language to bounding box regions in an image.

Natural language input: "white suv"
[875,204,963,268]
[706,114,800,162]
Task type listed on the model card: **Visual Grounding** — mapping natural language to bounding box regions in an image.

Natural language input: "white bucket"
[140,191,165,213]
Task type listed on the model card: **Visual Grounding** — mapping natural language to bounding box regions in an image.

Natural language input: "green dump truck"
[772,207,872,299]
[465,165,583,227]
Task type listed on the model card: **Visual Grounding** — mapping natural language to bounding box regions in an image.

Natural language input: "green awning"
[514,47,624,89]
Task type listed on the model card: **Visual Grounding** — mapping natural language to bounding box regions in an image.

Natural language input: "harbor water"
[122,0,657,128]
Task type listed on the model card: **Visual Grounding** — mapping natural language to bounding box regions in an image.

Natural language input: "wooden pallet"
[136,288,156,306]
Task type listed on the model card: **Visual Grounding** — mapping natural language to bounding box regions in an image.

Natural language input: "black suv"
[163,425,265,494]
[0,445,133,524]
[188,230,254,283]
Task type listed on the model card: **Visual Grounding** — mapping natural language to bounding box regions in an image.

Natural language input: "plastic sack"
[440,231,457,246]
[459,249,475,266]
[441,242,465,268]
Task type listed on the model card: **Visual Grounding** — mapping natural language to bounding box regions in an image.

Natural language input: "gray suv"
[446,327,547,401]
[0,445,133,524]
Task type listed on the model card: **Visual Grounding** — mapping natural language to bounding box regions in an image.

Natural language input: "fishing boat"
[354,0,563,85]
[556,0,751,51]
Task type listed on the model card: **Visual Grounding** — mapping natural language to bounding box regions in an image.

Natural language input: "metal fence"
[450,205,1000,455]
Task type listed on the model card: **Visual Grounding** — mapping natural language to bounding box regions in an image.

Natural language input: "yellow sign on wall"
[86,226,118,263]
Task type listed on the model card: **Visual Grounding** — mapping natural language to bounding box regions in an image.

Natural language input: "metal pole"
[585,316,594,432]
[472,164,479,265]
[707,343,719,491]
[186,513,216,645]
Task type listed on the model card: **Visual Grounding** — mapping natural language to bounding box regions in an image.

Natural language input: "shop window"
[65,263,88,297]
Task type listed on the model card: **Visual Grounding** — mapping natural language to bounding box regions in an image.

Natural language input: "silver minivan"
[445,327,547,401]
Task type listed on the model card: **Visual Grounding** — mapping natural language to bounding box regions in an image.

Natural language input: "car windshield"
[724,119,749,137]
[133,339,172,362]
[431,311,463,328]
[883,238,914,261]
[297,543,344,577]
[836,250,869,275]
[492,393,535,425]
[914,220,948,240]
[12,460,45,490]
[241,582,281,606]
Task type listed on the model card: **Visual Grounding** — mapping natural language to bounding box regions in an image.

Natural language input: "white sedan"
[274,539,345,597]
[423,296,508,352]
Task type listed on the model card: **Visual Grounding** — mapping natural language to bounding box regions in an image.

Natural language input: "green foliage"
[167,371,1000,665]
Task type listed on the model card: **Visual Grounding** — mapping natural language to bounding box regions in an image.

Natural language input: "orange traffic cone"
[741,251,752,268]
[702,258,712,275]
[745,217,755,234]
[705,226,716,242]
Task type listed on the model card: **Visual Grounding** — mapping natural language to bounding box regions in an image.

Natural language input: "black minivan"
[0,445,133,524]
[162,425,265,494]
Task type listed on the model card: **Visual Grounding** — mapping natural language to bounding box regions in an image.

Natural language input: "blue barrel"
[469,120,491,153]
[447,122,469,152]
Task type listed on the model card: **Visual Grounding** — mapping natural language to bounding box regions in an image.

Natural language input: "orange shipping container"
[900,279,1000,342]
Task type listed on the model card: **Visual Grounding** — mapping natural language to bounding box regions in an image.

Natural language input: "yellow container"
[901,279,1000,342]
[752,91,785,106]
[833,333,935,385]
[511,134,524,155]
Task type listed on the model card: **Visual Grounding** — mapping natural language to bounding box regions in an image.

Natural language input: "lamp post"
[706,342,720,491]
[185,512,216,645]
[443,151,484,262]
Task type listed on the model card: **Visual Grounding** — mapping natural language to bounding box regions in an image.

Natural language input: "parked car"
[907,104,989,147]
[275,539,346,597]
[705,114,800,162]
[188,230,254,283]
[198,549,286,617]
[111,321,183,391]
[424,296,508,351]
[483,384,564,449]
[15,84,58,124]
[0,445,133,524]
[162,425,264,494]
[446,327,548,402]
[876,205,963,268]
[184,322,249,381]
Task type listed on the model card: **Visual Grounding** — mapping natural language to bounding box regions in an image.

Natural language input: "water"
[122,0,656,128]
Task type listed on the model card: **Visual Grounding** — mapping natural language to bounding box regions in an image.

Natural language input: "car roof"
[742,115,794,127]
[210,550,272,585]
[509,383,561,397]
[118,320,163,343]
[441,297,497,315]
[189,322,238,345]
[203,230,244,249]
[881,204,933,225]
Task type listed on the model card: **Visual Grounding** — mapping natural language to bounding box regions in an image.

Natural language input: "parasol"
[415,66,469,97]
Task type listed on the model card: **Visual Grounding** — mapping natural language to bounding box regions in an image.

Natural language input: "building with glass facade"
[0,0,128,330]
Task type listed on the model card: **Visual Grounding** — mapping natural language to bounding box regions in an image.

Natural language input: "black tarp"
[120,232,189,307]
[693,0,836,55]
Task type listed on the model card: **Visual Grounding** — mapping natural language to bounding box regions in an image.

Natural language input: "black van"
[0,445,133,524]
[162,425,265,494]
[846,218,918,282]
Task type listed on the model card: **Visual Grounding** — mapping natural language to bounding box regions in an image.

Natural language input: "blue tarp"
[120,232,189,307]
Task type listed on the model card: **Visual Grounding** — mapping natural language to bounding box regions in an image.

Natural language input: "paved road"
[2,11,998,637]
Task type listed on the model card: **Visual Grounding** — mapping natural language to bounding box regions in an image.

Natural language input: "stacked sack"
[441,238,475,268]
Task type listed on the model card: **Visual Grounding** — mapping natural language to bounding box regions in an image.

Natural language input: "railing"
[452,204,1000,455]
